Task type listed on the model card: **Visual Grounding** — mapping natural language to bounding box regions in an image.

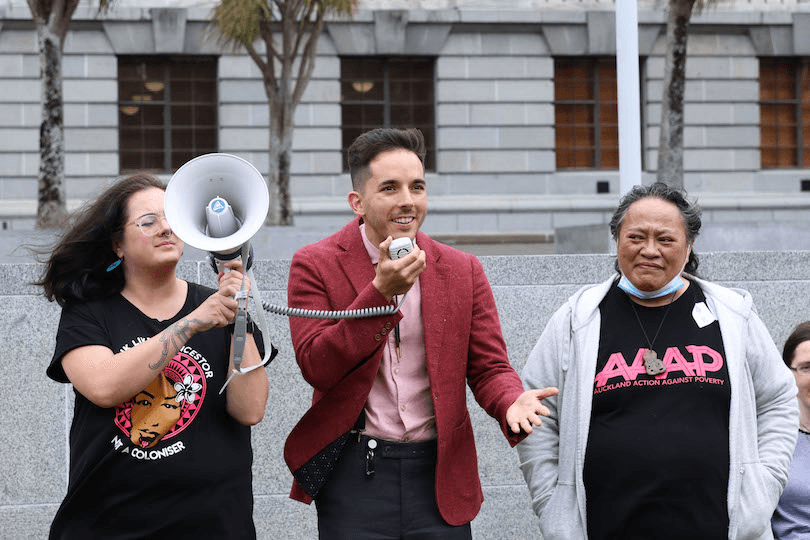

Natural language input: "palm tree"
[211,0,354,226]
[656,0,714,188]
[27,0,111,228]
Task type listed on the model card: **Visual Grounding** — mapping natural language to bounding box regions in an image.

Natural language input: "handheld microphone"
[389,237,414,260]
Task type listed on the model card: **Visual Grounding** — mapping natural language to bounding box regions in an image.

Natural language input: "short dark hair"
[609,182,702,275]
[783,321,810,367]
[347,128,426,191]
[34,173,165,306]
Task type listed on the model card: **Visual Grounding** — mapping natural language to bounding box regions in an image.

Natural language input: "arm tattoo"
[150,317,204,370]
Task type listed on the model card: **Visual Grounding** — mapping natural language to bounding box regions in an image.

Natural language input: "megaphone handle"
[213,256,234,275]
[209,244,254,275]
[220,294,249,395]
[232,244,251,370]
[232,307,248,370]
[218,244,270,395]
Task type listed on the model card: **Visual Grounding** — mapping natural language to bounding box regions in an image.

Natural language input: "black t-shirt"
[47,283,260,539]
[584,280,730,540]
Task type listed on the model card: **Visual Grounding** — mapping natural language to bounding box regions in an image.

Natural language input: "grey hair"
[609,182,702,275]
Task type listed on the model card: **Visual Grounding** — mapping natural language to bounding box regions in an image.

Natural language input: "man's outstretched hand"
[506,387,560,434]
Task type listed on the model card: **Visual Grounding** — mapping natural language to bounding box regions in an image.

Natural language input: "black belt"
[358,435,436,459]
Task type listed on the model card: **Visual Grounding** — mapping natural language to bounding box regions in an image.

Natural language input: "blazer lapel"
[335,219,376,298]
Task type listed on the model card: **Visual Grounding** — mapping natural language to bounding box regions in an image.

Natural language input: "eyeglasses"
[789,365,810,375]
[130,213,170,236]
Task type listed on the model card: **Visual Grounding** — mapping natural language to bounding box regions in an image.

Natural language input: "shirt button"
[400,405,406,412]
[403,437,410,442]
[394,368,399,375]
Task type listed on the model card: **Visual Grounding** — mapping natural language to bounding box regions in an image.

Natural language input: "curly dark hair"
[609,182,702,275]
[347,128,426,191]
[783,321,810,368]
[33,173,165,306]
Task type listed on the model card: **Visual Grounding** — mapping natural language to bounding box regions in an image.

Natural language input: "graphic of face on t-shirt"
[129,373,183,448]
[114,348,208,451]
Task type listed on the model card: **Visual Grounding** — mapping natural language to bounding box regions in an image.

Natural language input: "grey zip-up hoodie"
[518,275,798,540]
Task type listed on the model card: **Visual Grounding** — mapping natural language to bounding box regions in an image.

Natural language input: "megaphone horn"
[164,153,270,262]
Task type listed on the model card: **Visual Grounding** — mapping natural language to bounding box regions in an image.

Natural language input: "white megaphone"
[164,153,269,272]
[166,153,275,393]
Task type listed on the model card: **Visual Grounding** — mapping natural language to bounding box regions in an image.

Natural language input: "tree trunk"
[220,3,336,227]
[656,0,695,189]
[35,23,69,228]
[265,141,282,225]
[264,20,296,226]
[278,146,292,225]
[266,113,294,226]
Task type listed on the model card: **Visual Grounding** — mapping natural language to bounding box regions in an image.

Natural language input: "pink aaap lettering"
[660,347,694,376]
[684,345,723,376]
[595,346,725,387]
[594,350,647,387]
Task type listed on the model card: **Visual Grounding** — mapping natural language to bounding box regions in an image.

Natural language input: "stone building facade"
[1,0,810,249]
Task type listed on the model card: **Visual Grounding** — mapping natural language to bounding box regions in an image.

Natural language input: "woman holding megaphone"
[35,173,269,539]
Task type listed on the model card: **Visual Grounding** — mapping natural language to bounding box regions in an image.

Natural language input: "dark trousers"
[315,435,473,540]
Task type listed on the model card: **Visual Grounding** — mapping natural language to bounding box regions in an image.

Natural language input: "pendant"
[643,349,666,376]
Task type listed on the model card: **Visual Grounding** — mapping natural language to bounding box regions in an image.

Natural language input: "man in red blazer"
[284,127,557,539]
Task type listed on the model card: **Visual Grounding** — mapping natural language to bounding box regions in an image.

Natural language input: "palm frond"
[211,0,271,49]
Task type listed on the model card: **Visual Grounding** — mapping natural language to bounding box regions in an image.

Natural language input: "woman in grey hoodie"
[518,182,797,540]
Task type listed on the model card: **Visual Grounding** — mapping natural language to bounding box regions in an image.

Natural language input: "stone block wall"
[2,250,809,539]
[3,1,810,236]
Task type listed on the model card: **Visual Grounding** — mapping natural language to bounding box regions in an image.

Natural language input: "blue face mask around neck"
[617,272,684,300]
[617,249,691,300]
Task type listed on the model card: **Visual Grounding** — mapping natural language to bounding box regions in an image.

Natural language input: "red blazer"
[284,218,526,526]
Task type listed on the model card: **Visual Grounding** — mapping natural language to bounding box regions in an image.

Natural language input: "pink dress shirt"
[360,224,437,442]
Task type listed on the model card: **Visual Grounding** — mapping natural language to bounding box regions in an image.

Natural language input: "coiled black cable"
[261,292,407,319]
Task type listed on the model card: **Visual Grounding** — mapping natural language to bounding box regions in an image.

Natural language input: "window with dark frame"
[554,58,619,170]
[340,57,436,172]
[118,56,218,173]
[760,58,810,168]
